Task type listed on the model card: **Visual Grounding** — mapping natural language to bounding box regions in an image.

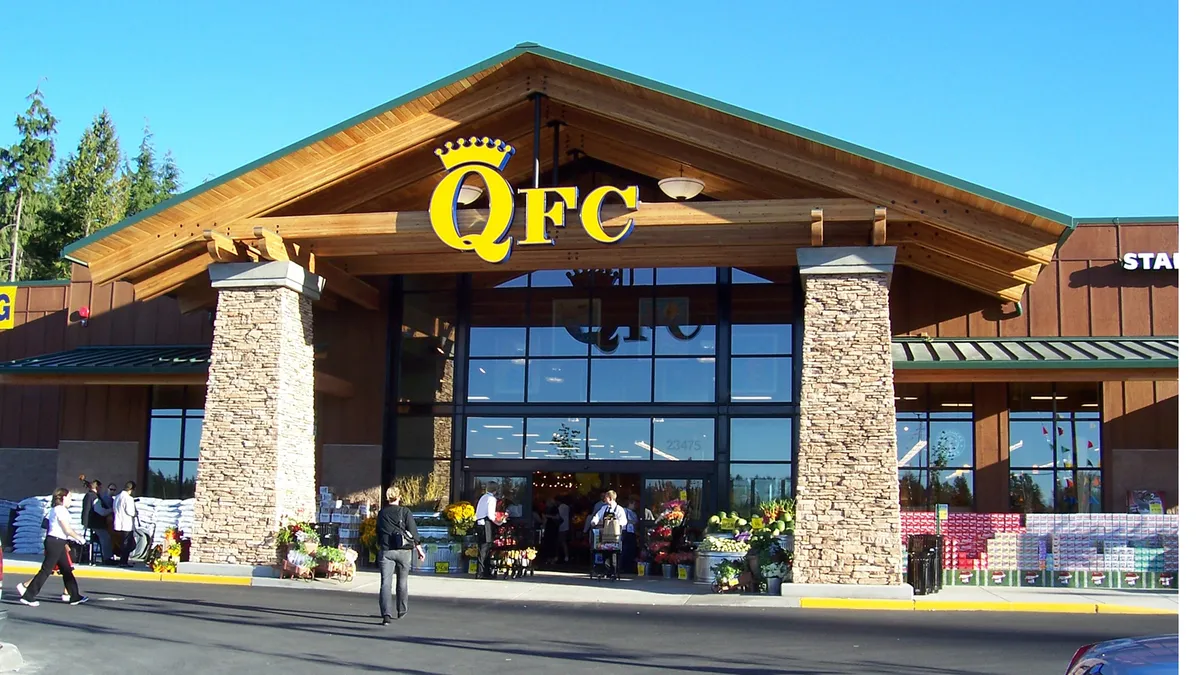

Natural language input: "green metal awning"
[893,337,1178,370]
[0,345,210,375]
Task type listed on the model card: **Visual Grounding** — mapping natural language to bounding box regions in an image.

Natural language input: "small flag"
[1042,426,1048,435]
[1087,440,1094,449]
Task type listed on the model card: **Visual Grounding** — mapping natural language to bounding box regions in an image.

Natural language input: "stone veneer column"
[785,246,910,599]
[191,261,325,566]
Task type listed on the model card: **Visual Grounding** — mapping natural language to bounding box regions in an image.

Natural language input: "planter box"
[696,552,746,584]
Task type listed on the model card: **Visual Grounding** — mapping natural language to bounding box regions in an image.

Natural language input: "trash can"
[906,534,944,596]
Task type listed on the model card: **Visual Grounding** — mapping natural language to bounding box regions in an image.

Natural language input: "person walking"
[113,481,138,567]
[621,498,640,574]
[376,486,424,626]
[475,482,500,578]
[17,488,89,607]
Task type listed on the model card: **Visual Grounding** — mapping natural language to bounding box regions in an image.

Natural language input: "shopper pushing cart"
[589,491,627,581]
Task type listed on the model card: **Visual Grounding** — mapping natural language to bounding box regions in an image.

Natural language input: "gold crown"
[435,137,516,170]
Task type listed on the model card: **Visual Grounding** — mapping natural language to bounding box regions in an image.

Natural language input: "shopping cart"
[589,527,622,581]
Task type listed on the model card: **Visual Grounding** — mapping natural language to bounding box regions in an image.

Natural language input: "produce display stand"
[589,528,622,581]
[479,522,537,580]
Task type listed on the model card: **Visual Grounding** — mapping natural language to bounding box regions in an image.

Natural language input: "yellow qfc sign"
[428,137,638,263]
[0,284,15,330]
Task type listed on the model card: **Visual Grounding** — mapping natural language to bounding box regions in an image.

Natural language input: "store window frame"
[1007,383,1102,514]
[894,384,977,511]
[145,385,204,500]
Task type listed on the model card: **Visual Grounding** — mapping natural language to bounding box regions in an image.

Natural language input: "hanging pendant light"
[658,164,705,200]
[456,184,484,206]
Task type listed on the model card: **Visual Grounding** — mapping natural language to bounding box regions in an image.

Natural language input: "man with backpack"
[376,486,425,626]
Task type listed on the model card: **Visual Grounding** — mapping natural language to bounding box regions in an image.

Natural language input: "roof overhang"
[59,43,1074,306]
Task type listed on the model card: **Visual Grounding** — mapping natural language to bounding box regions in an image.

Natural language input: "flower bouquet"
[148,528,182,574]
[441,501,476,537]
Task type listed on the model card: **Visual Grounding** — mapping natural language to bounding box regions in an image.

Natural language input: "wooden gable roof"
[63,43,1074,305]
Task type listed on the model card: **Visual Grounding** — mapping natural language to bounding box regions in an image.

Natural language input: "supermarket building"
[0,44,1177,593]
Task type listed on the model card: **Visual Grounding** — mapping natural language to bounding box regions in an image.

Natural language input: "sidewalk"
[3,555,1178,614]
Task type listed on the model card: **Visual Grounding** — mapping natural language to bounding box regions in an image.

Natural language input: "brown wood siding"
[892,221,1178,338]
[973,383,1008,512]
[1101,379,1178,511]
[0,285,68,448]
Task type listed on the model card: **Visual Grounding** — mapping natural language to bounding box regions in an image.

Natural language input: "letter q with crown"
[428,137,520,264]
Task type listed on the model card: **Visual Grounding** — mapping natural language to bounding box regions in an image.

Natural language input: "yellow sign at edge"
[434,561,450,574]
[0,285,15,331]
[428,137,639,263]
[750,516,763,530]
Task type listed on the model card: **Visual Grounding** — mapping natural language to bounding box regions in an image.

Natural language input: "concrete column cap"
[796,246,897,276]
[209,261,325,300]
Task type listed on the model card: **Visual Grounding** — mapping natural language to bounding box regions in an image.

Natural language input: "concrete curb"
[4,562,251,586]
[798,597,1178,614]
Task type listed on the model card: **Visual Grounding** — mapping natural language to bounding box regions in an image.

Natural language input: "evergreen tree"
[0,87,57,281]
[124,126,160,217]
[158,150,181,199]
[27,110,126,279]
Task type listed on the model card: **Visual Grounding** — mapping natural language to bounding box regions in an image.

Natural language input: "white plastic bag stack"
[178,499,196,539]
[151,499,186,545]
[13,496,51,555]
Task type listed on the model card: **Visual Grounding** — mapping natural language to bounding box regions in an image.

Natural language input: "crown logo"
[435,137,516,171]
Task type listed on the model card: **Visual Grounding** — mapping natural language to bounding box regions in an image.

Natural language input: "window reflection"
[525,417,585,460]
[651,418,715,461]
[587,418,652,460]
[654,358,716,402]
[467,359,525,402]
[465,418,524,459]
[730,357,792,402]
[730,463,791,515]
[655,267,716,285]
[893,384,975,511]
[730,418,792,461]
[526,359,588,403]
[590,358,651,402]
[1008,383,1103,513]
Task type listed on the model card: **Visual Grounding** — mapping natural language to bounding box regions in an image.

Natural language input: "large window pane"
[399,291,458,403]
[730,357,792,402]
[148,418,182,459]
[730,418,792,461]
[526,359,588,403]
[731,324,792,356]
[896,414,928,468]
[469,327,526,357]
[182,418,202,460]
[180,461,197,499]
[928,415,973,469]
[466,417,524,459]
[653,358,715,402]
[525,417,585,460]
[591,283,652,357]
[589,358,651,402]
[899,469,927,510]
[1075,415,1102,468]
[655,267,715,285]
[529,295,591,357]
[469,476,529,519]
[1075,470,1102,513]
[146,460,182,500]
[1008,419,1056,468]
[651,418,715,461]
[649,292,716,356]
[1052,414,1076,468]
[587,418,652,461]
[930,469,973,508]
[467,358,525,402]
[729,463,791,516]
[1010,470,1054,513]
[395,416,453,461]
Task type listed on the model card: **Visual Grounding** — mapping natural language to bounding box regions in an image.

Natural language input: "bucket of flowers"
[275,519,320,579]
[314,545,356,582]
[441,501,476,537]
[147,528,182,574]
[674,551,696,581]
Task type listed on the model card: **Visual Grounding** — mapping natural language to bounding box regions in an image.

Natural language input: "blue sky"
[0,1,1178,218]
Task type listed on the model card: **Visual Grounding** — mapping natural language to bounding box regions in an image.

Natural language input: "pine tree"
[26,110,126,279]
[0,87,57,281]
[158,150,181,199]
[124,125,160,217]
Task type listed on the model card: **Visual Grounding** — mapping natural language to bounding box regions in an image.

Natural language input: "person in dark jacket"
[376,486,425,626]
[80,480,112,564]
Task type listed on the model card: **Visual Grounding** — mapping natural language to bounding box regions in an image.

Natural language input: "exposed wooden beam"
[890,221,1042,284]
[174,282,218,315]
[253,228,380,311]
[872,207,887,246]
[895,244,1026,303]
[132,249,212,301]
[539,76,1063,263]
[810,208,824,247]
[90,233,205,287]
[204,230,253,263]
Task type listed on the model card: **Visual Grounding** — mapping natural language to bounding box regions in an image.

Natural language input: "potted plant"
[760,561,789,595]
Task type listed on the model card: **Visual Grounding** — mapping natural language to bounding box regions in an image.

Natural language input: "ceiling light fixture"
[658,164,704,200]
[457,184,483,206]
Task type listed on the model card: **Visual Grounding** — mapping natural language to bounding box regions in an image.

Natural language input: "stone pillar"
[785,247,910,599]
[191,261,325,566]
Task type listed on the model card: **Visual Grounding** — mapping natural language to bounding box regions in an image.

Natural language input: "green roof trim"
[1072,216,1179,225]
[1,338,1176,378]
[62,41,1074,262]
[0,345,210,375]
[893,336,1178,370]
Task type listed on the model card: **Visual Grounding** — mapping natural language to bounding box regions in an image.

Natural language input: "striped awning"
[892,337,1178,370]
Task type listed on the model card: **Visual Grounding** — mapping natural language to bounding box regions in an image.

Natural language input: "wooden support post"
[810,208,824,247]
[204,230,247,263]
[872,207,887,246]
